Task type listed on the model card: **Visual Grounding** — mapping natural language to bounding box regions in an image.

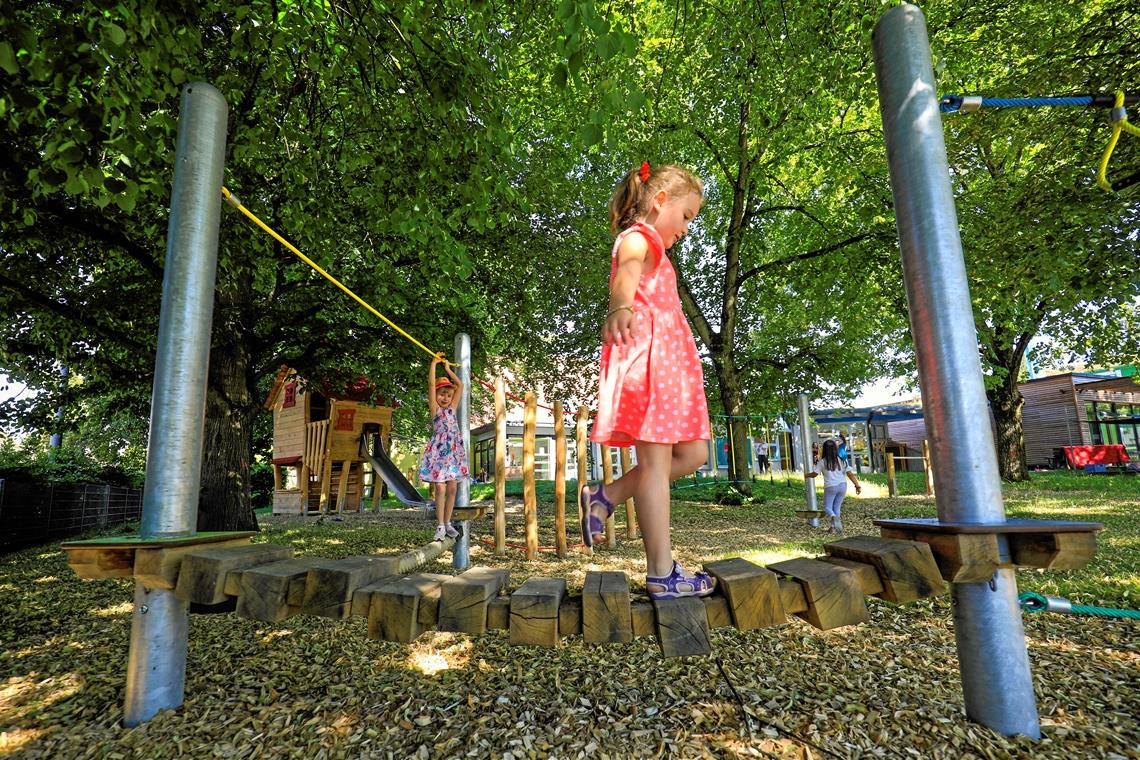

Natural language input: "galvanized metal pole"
[123,82,228,728]
[453,333,472,570]
[872,5,1040,737]
[796,394,818,525]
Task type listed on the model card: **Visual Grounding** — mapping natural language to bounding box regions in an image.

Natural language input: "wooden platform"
[874,518,1103,581]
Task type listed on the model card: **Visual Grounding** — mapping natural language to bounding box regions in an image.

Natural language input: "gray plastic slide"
[360,434,434,509]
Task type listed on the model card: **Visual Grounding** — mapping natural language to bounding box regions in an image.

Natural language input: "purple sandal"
[579,483,614,547]
[646,561,716,600]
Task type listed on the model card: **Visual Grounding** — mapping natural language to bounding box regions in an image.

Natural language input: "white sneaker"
[832,519,843,534]
[444,524,459,538]
[433,524,447,542]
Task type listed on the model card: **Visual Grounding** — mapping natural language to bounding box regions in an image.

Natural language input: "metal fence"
[0,478,143,553]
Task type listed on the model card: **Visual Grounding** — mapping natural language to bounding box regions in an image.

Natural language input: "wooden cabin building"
[265,367,394,515]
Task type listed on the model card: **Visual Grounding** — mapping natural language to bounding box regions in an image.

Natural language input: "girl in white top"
[807,439,861,533]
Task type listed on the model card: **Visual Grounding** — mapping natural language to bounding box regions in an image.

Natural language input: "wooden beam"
[704,558,785,629]
[823,536,947,603]
[652,596,712,657]
[175,544,293,605]
[582,571,632,644]
[365,573,450,643]
[509,577,567,647]
[301,554,402,618]
[133,538,251,590]
[437,567,510,635]
[236,558,322,622]
[768,557,867,630]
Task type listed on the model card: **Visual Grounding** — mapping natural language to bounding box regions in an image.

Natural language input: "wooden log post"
[494,378,507,554]
[600,444,614,547]
[576,406,589,552]
[582,570,633,644]
[922,439,934,496]
[438,566,510,635]
[886,452,897,497]
[335,460,351,514]
[620,447,637,541]
[553,401,568,558]
[523,392,538,560]
[510,577,567,647]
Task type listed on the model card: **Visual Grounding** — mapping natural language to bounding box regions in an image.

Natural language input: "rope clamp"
[960,95,983,113]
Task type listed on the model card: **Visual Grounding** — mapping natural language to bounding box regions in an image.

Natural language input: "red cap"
[435,378,454,390]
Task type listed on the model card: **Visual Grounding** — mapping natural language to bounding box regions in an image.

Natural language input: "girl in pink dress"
[419,354,468,542]
[581,162,715,600]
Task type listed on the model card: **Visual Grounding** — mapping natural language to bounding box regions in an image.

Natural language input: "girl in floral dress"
[419,354,469,542]
[582,162,715,600]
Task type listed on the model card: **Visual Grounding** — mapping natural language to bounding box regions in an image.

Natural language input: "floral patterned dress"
[591,223,711,447]
[419,407,469,482]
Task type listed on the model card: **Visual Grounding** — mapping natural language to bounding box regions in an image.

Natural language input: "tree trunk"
[197,330,259,532]
[988,378,1029,482]
[714,356,752,494]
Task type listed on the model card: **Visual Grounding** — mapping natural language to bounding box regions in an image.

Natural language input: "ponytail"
[608,162,703,234]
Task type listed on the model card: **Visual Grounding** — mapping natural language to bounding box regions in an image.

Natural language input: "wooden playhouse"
[265,367,394,515]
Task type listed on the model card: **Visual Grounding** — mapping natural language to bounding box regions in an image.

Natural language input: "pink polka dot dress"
[591,223,711,447]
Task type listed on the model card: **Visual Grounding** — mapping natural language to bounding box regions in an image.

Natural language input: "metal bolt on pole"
[796,394,819,525]
[453,332,472,571]
[872,5,1040,738]
[123,82,228,728]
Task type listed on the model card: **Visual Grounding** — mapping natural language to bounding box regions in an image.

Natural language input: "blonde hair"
[608,163,703,234]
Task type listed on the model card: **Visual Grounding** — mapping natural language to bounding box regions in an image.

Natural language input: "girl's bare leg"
[594,439,707,506]
[441,480,458,524]
[631,442,675,577]
[434,482,448,526]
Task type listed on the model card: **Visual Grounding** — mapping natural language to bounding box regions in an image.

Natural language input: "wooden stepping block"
[302,554,403,618]
[652,596,711,657]
[876,527,999,583]
[134,537,251,590]
[510,577,567,647]
[704,558,785,630]
[702,595,735,629]
[66,546,137,580]
[582,571,632,644]
[558,596,583,636]
[236,558,323,622]
[631,601,656,638]
[767,557,867,630]
[365,573,450,643]
[820,557,885,596]
[487,596,510,630]
[823,536,946,603]
[1009,532,1098,570]
[175,544,293,605]
[438,567,510,635]
[779,579,808,614]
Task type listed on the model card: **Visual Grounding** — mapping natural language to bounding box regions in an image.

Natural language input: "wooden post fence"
[620,447,637,540]
[922,439,935,496]
[554,401,567,558]
[575,406,589,554]
[494,378,506,554]
[887,453,897,497]
[523,392,538,560]
[601,444,614,547]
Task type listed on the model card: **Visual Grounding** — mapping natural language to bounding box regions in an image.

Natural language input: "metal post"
[873,5,1039,737]
[453,332,472,570]
[123,82,228,728]
[796,394,818,525]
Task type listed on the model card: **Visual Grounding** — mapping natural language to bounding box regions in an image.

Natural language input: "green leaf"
[0,42,17,75]
[105,22,127,47]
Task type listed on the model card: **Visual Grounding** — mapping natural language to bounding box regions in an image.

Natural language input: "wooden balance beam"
[64,532,960,658]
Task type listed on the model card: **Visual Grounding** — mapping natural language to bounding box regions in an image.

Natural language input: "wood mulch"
[1,488,1137,759]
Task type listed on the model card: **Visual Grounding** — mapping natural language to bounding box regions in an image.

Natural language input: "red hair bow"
[639,161,650,182]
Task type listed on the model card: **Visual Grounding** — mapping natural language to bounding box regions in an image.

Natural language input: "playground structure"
[52,3,1118,740]
[265,366,394,515]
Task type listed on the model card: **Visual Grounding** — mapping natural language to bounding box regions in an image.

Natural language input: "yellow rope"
[1096,91,1140,192]
[220,186,440,360]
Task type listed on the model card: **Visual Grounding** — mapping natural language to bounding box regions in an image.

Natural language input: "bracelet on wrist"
[607,304,634,318]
